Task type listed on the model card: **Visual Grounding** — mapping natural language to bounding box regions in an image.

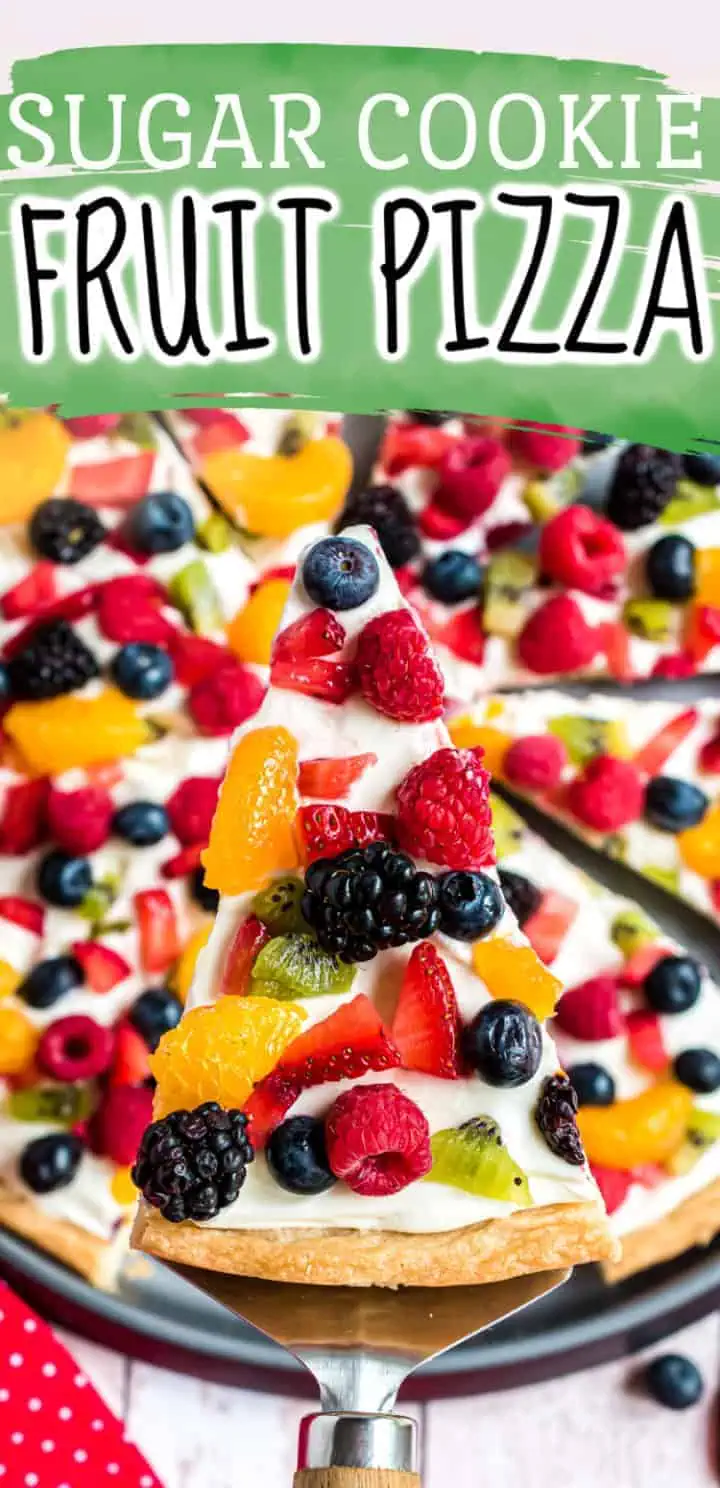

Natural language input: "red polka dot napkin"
[0,1282,163,1488]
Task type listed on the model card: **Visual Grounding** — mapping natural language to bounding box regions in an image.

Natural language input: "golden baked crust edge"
[0,1180,128,1289]
[603,1176,720,1284]
[132,1198,617,1287]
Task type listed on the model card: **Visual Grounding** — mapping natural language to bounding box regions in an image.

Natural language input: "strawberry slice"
[135,889,180,974]
[297,805,396,862]
[554,975,624,1041]
[381,422,453,477]
[0,896,44,936]
[3,586,97,659]
[271,609,346,663]
[686,604,720,663]
[590,1163,632,1216]
[166,777,220,846]
[161,843,204,879]
[522,891,578,966]
[0,779,49,854]
[634,707,699,775]
[169,632,231,687]
[250,565,296,597]
[245,994,400,1144]
[599,622,635,683]
[220,914,270,997]
[436,608,486,665]
[626,1009,669,1073]
[298,753,377,800]
[711,881,720,914]
[71,940,131,993]
[391,942,461,1079]
[418,502,469,540]
[2,563,59,621]
[620,944,667,988]
[110,1022,152,1086]
[68,450,155,506]
[270,657,356,704]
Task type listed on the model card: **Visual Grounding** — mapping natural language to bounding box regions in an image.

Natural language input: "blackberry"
[132,1102,254,1222]
[8,619,98,701]
[335,484,420,569]
[605,445,682,531]
[535,1073,585,1166]
[29,498,106,565]
[497,869,542,928]
[301,842,439,963]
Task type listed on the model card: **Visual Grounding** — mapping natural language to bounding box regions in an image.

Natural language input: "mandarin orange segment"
[695,548,720,606]
[171,923,212,1005]
[578,1082,693,1170]
[202,725,300,895]
[200,436,352,538]
[0,1006,39,1076]
[4,689,152,775]
[0,960,22,1000]
[677,801,720,879]
[110,1167,138,1205]
[150,994,306,1116]
[0,410,71,525]
[227,579,292,666]
[447,719,511,777]
[471,937,562,1019]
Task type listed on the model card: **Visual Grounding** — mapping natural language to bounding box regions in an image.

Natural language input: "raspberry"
[96,575,174,645]
[418,502,469,540]
[7,619,98,701]
[509,423,581,473]
[503,734,568,791]
[395,747,493,869]
[434,437,510,521]
[93,1084,154,1167]
[37,1014,115,1083]
[169,633,230,686]
[297,754,377,799]
[271,608,346,664]
[325,1083,432,1196]
[166,776,220,845]
[356,610,445,722]
[47,784,113,855]
[517,595,600,676]
[567,754,644,831]
[555,974,625,1040]
[270,657,356,704]
[539,505,626,597]
[0,779,49,854]
[188,662,266,735]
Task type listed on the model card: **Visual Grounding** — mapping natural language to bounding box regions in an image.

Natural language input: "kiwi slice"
[643,864,680,894]
[610,908,659,958]
[427,1117,531,1206]
[250,934,356,998]
[666,1109,720,1176]
[490,792,525,861]
[623,599,674,643]
[116,411,158,449]
[660,481,720,527]
[483,552,537,639]
[252,876,307,936]
[8,1084,94,1126]
[522,481,560,522]
[197,510,234,553]
[548,713,628,766]
[276,411,318,456]
[168,560,224,635]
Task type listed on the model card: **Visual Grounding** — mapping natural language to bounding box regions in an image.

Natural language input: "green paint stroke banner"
[1,42,720,446]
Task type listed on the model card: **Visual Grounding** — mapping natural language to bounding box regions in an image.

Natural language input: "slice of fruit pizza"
[489,792,720,1282]
[336,412,720,697]
[450,693,720,929]
[0,731,227,1285]
[132,525,616,1287]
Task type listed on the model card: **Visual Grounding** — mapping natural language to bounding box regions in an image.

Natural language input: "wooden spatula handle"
[295,1471,420,1487]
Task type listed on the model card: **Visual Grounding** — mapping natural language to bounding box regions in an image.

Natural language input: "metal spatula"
[168,1261,570,1486]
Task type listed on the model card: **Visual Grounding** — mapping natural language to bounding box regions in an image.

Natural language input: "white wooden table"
[57,1315,720,1486]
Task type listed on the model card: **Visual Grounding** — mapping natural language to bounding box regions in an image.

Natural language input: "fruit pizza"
[489,793,720,1282]
[338,413,720,697]
[0,732,227,1285]
[451,694,720,929]
[132,527,616,1287]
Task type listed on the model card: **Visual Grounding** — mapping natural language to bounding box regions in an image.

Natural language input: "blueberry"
[0,662,11,704]
[644,1354,704,1411]
[567,1062,616,1107]
[673,1047,720,1094]
[18,955,84,1010]
[191,865,219,913]
[644,776,709,832]
[683,451,720,486]
[463,1000,542,1088]
[266,1116,336,1196]
[645,954,702,1015]
[113,800,170,846]
[422,550,484,605]
[36,849,91,908]
[646,535,696,601]
[20,1133,84,1194]
[111,642,173,700]
[126,491,195,555]
[437,871,504,941]
[129,988,183,1051]
[302,536,379,611]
